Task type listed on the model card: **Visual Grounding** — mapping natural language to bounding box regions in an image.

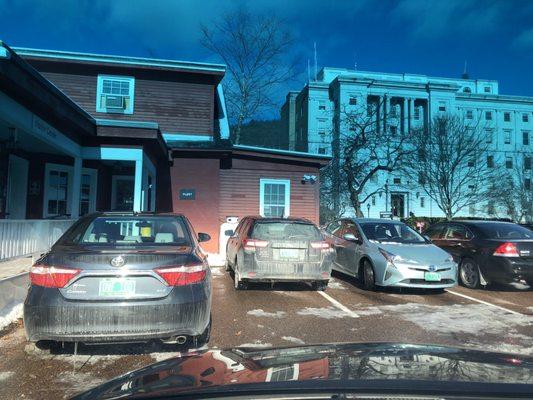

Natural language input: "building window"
[349,96,357,105]
[504,130,512,144]
[318,147,326,155]
[523,131,530,145]
[44,164,72,217]
[485,128,493,143]
[485,111,492,121]
[466,110,473,119]
[467,158,475,167]
[318,100,326,110]
[484,86,492,93]
[414,107,420,120]
[420,197,425,208]
[523,113,529,123]
[260,179,290,218]
[317,119,326,135]
[438,102,446,112]
[418,173,425,184]
[390,126,397,135]
[487,155,494,168]
[267,365,297,382]
[525,156,531,170]
[463,87,471,93]
[79,169,97,216]
[393,177,401,184]
[526,178,531,190]
[371,196,376,206]
[96,75,135,114]
[506,156,513,169]
[349,122,356,131]
[504,112,511,122]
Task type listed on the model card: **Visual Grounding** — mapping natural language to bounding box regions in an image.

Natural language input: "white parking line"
[445,289,524,316]
[317,291,359,318]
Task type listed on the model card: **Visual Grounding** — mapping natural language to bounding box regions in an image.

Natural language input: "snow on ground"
[0,371,14,382]
[282,336,305,345]
[297,306,356,319]
[210,267,224,277]
[0,303,23,331]
[327,279,346,290]
[237,340,272,348]
[247,309,287,318]
[207,253,225,267]
[57,371,106,397]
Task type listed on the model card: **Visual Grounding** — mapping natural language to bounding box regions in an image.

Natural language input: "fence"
[0,219,76,261]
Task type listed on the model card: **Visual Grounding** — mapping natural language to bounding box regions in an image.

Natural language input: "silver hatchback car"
[322,218,457,291]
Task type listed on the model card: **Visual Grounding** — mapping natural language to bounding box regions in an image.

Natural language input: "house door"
[6,155,28,219]
[111,176,134,211]
[390,193,406,219]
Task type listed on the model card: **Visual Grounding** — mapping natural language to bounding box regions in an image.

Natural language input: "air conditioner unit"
[104,95,127,111]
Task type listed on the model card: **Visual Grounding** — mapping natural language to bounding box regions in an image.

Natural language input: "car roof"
[442,220,517,226]
[349,218,402,224]
[89,212,186,218]
[247,216,314,224]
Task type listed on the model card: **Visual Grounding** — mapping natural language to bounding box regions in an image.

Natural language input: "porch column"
[402,97,408,134]
[384,94,390,133]
[133,158,144,212]
[70,157,82,219]
[409,98,415,131]
[377,95,384,133]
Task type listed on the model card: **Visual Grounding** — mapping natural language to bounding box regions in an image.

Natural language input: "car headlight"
[445,255,454,263]
[378,248,403,265]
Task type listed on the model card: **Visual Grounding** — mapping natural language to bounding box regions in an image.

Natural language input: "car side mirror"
[224,229,235,236]
[343,233,362,244]
[198,232,211,243]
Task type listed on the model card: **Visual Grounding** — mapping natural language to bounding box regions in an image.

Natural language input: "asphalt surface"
[0,266,532,399]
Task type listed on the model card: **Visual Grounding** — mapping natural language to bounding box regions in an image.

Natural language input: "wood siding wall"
[38,70,215,135]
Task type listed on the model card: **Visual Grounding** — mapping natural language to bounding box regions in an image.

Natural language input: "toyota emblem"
[110,256,125,267]
[428,265,437,272]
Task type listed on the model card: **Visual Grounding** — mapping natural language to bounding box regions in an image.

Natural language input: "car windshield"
[360,222,427,244]
[476,223,533,239]
[65,216,191,246]
[252,222,321,240]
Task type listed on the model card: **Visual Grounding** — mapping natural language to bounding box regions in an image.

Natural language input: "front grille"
[408,267,451,272]
[401,279,455,285]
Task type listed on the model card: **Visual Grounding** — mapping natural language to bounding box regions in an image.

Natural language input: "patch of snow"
[57,371,106,396]
[210,267,224,276]
[0,371,14,382]
[150,352,181,362]
[297,306,354,319]
[207,253,225,267]
[282,336,305,345]
[327,279,346,290]
[247,309,287,318]
[355,307,383,316]
[237,341,272,348]
[0,303,23,331]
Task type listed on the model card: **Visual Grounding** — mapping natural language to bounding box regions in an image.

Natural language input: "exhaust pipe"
[176,336,187,345]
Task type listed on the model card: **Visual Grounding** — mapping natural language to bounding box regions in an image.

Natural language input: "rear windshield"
[360,222,426,244]
[251,222,321,240]
[64,216,191,246]
[476,223,533,239]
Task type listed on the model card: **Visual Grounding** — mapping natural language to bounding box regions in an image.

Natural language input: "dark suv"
[424,220,533,289]
[225,216,333,290]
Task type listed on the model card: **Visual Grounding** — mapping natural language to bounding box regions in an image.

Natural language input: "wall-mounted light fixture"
[301,174,317,184]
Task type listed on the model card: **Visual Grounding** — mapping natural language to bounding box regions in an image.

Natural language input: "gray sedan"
[322,218,457,290]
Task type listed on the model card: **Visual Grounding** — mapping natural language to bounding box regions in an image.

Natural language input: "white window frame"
[79,168,98,216]
[96,75,135,114]
[43,163,73,218]
[259,178,291,218]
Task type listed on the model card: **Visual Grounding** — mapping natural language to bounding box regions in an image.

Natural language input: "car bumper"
[240,254,333,282]
[482,257,533,284]
[24,282,211,343]
[380,263,457,289]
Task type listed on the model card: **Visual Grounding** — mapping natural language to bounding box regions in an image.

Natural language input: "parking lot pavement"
[1,266,532,399]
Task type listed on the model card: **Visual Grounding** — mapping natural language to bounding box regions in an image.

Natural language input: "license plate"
[424,272,441,282]
[98,278,136,297]
[279,248,299,259]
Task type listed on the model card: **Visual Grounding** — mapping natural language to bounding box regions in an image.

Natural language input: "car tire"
[233,263,247,290]
[459,258,481,289]
[361,260,376,291]
[224,258,232,272]
[192,315,212,347]
[312,281,328,291]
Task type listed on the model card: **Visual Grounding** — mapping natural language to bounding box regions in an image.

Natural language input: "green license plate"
[424,272,441,282]
[98,278,136,297]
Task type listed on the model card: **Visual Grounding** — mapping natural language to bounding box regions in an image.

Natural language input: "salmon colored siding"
[170,159,220,254]
[38,70,214,135]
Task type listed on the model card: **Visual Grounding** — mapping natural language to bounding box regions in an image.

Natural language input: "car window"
[251,222,321,240]
[476,223,533,239]
[424,224,445,240]
[343,221,361,239]
[66,216,191,246]
[444,224,472,240]
[325,221,341,235]
[360,222,426,244]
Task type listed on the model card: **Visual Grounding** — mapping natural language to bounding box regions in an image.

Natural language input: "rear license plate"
[98,278,136,297]
[424,272,441,282]
[279,248,299,259]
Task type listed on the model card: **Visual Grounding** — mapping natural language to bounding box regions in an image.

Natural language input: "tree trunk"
[350,191,364,218]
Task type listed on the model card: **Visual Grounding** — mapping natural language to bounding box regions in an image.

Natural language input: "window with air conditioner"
[96,75,135,114]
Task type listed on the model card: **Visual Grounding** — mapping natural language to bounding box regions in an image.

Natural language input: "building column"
[409,98,415,132]
[70,157,82,219]
[384,94,390,133]
[402,97,408,134]
[377,95,384,133]
[424,99,431,132]
[133,158,144,212]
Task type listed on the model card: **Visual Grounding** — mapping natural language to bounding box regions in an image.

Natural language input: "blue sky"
[2,0,532,116]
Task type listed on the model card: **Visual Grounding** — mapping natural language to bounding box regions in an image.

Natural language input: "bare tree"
[201,9,297,144]
[406,115,496,220]
[491,153,533,222]
[333,100,415,217]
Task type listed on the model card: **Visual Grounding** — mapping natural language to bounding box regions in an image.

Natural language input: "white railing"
[0,219,76,261]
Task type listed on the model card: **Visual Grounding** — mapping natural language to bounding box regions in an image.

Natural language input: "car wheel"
[459,258,480,289]
[312,281,328,291]
[233,263,247,290]
[361,260,376,291]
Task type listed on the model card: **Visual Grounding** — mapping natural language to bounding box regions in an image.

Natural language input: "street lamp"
[367,203,371,218]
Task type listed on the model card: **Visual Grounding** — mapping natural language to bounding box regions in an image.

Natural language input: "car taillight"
[30,264,81,288]
[493,242,519,257]
[243,239,269,251]
[310,241,330,251]
[154,264,207,286]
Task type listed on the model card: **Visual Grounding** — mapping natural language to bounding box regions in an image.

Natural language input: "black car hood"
[72,342,533,399]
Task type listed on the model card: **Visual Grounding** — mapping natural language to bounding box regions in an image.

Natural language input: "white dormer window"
[96,75,135,114]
